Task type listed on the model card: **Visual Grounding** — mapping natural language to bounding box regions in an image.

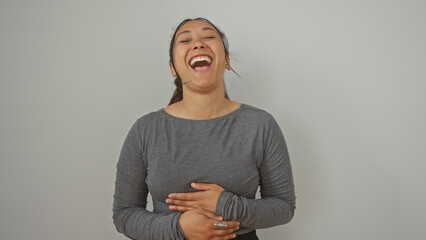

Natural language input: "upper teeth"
[190,55,212,67]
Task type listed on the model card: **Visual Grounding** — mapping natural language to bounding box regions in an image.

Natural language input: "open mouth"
[188,55,213,72]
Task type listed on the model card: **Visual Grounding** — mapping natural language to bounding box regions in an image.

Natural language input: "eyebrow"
[176,27,216,38]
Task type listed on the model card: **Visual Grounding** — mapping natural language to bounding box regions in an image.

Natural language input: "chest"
[143,125,263,201]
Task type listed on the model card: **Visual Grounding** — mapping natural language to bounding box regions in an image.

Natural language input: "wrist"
[176,212,187,239]
[215,190,231,216]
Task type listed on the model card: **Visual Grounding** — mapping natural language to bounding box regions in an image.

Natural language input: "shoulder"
[126,108,164,134]
[137,109,162,124]
[239,104,286,139]
[240,103,277,124]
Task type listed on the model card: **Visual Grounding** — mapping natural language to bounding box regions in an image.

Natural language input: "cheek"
[212,44,226,61]
[173,48,187,67]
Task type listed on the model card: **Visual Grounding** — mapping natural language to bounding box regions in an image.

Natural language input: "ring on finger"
[214,221,228,229]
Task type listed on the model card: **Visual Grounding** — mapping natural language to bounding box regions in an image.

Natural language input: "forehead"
[175,20,218,36]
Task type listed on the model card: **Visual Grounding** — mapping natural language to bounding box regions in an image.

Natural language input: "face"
[169,20,230,89]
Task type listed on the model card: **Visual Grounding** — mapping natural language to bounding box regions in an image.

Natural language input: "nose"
[192,39,206,50]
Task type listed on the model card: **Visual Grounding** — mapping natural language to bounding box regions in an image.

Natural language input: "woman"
[113,18,296,240]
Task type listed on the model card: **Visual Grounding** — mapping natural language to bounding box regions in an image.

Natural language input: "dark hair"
[168,17,239,106]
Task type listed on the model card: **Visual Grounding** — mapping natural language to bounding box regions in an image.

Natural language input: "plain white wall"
[1,0,425,239]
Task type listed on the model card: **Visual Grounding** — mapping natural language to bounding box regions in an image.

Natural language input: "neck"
[171,77,235,120]
[179,94,231,120]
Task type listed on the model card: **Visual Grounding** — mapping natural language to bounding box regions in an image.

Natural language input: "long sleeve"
[215,114,296,229]
[112,119,185,240]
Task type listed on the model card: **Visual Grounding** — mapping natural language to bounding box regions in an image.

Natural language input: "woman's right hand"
[178,208,240,240]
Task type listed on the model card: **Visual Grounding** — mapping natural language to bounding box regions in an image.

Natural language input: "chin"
[191,78,220,88]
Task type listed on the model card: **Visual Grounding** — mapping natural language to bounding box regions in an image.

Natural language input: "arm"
[215,114,296,229]
[112,120,185,240]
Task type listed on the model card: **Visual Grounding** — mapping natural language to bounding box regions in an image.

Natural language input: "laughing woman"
[113,18,296,240]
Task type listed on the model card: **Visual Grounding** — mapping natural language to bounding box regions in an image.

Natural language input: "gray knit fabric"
[112,103,296,240]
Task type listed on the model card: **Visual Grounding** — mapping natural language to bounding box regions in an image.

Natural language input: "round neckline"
[161,103,245,122]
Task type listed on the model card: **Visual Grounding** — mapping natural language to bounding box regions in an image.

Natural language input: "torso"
[144,103,263,204]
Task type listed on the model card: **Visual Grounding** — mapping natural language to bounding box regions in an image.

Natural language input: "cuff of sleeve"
[215,190,233,220]
[172,212,186,240]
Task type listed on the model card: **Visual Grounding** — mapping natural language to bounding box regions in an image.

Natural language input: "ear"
[225,55,231,70]
[169,62,177,77]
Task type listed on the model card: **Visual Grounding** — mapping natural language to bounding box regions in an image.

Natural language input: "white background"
[1,0,425,239]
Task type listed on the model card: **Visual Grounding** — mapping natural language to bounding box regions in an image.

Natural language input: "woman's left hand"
[166,183,225,213]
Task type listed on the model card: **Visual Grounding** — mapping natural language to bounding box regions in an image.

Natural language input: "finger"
[168,192,201,200]
[213,225,240,236]
[166,198,197,207]
[211,233,237,240]
[222,220,240,229]
[191,182,222,191]
[197,209,224,221]
[209,219,240,232]
[168,205,194,212]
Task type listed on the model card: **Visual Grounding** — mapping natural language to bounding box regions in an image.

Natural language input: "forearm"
[113,206,185,240]
[214,113,297,229]
[215,190,295,229]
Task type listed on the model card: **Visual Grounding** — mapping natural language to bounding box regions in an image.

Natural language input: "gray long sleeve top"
[112,103,296,240]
